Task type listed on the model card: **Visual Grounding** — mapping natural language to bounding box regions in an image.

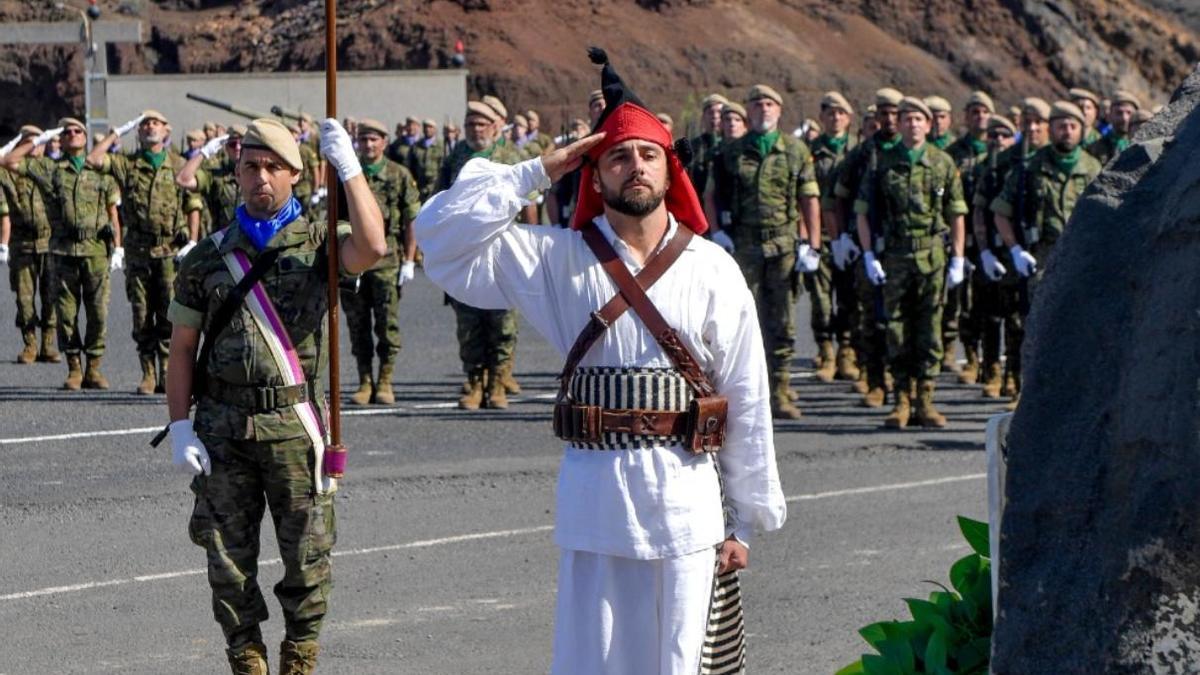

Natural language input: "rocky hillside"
[0,0,1196,133]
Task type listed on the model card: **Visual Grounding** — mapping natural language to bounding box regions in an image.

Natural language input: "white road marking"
[0,474,984,604]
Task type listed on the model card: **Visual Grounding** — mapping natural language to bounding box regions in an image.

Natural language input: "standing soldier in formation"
[386,116,421,166]
[989,101,1101,409]
[942,91,994,384]
[437,100,526,409]
[5,118,121,389]
[1070,87,1103,147]
[1088,90,1141,165]
[806,91,859,383]
[290,123,324,213]
[836,87,904,407]
[177,125,246,248]
[0,125,58,364]
[409,118,445,201]
[707,84,822,420]
[525,109,554,153]
[855,97,967,429]
[687,93,727,200]
[343,118,421,406]
[89,110,201,395]
[924,95,955,150]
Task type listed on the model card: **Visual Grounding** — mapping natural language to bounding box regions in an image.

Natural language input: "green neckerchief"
[877,132,902,153]
[66,154,86,172]
[930,132,953,150]
[748,129,780,157]
[1112,134,1130,153]
[818,133,848,154]
[142,148,168,170]
[1052,146,1082,173]
[470,142,497,160]
[362,158,386,178]
[969,136,988,155]
[904,143,926,166]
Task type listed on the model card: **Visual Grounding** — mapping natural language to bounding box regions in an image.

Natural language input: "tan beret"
[819,91,854,115]
[701,93,729,109]
[513,114,529,127]
[924,96,952,114]
[58,117,86,131]
[722,102,747,120]
[1111,90,1142,110]
[465,100,501,124]
[1049,100,1086,125]
[1009,105,1022,118]
[357,118,389,137]
[422,118,437,128]
[1068,87,1100,106]
[300,112,314,124]
[875,87,904,108]
[656,112,674,126]
[141,109,168,124]
[898,96,932,120]
[242,118,303,171]
[588,89,604,105]
[1133,109,1153,123]
[185,129,205,142]
[987,115,1017,135]
[227,124,248,137]
[747,84,784,106]
[19,124,43,138]
[525,109,539,122]
[804,118,822,133]
[866,104,877,115]
[481,95,507,120]
[445,121,459,131]
[1021,97,1051,121]
[965,91,995,113]
[404,115,420,126]
[202,121,215,131]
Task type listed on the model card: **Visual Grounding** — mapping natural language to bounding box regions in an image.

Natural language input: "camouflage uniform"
[21,156,117,366]
[943,133,991,375]
[385,136,417,168]
[855,142,967,393]
[168,214,349,653]
[294,144,321,214]
[437,139,523,388]
[1086,131,1128,166]
[805,132,856,368]
[713,130,820,409]
[193,157,241,238]
[0,167,56,358]
[341,159,420,389]
[408,138,446,202]
[687,131,721,207]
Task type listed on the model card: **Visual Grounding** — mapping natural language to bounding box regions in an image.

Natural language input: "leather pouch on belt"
[553,402,602,444]
[686,396,728,454]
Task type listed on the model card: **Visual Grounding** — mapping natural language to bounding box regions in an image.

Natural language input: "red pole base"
[324,443,347,478]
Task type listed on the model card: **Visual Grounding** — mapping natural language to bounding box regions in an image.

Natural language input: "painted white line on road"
[0,474,981,603]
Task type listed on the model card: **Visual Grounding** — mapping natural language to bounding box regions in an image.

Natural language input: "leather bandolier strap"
[553,223,728,454]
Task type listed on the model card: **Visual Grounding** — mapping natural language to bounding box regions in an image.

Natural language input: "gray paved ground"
[0,267,1006,674]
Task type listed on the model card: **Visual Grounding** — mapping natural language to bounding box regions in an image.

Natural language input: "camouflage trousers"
[803,247,855,346]
[735,248,797,388]
[449,297,518,373]
[8,251,56,332]
[54,254,110,359]
[189,434,336,650]
[882,248,947,386]
[125,255,175,359]
[854,260,888,388]
[341,266,401,372]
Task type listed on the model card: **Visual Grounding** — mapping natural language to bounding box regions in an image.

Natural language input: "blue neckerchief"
[422,136,436,148]
[236,196,302,251]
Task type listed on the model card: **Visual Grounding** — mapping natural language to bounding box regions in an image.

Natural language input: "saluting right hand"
[0,133,21,158]
[33,127,64,147]
[199,135,228,160]
[115,114,145,137]
[541,132,606,184]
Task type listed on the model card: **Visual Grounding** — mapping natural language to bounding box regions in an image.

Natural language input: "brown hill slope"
[0,0,1196,132]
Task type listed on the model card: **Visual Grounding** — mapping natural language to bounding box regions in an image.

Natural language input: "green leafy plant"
[835,517,992,675]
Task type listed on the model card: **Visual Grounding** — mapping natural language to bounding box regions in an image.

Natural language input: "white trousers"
[551,547,716,675]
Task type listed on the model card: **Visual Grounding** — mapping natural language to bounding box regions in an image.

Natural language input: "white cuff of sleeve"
[520,157,552,194]
[727,523,754,549]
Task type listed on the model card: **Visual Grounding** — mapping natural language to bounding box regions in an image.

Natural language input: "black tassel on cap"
[673,138,694,166]
[586,46,649,132]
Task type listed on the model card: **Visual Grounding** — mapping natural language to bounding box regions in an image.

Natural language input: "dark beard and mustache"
[1054,140,1078,153]
[600,177,667,217]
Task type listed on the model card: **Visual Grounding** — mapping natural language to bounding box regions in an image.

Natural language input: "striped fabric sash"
[568,366,693,449]
[212,229,335,494]
[701,569,746,674]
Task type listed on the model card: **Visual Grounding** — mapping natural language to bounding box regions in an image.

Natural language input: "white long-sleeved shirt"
[414,157,787,560]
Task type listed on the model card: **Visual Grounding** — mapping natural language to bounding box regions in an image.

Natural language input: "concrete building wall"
[105,69,466,145]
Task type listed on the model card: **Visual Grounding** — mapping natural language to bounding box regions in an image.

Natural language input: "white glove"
[169,419,211,476]
[200,135,228,159]
[0,244,8,265]
[33,127,64,147]
[711,229,735,253]
[842,233,862,265]
[830,235,848,270]
[110,246,125,271]
[175,240,197,262]
[1009,245,1037,278]
[397,260,416,287]
[863,251,886,286]
[947,256,966,288]
[795,242,821,273]
[115,114,145,137]
[980,249,1007,281]
[319,118,361,181]
[0,133,21,158]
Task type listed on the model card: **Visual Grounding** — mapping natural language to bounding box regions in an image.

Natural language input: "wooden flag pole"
[324,0,346,476]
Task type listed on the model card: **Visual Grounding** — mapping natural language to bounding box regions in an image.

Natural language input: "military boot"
[38,329,61,363]
[914,381,947,428]
[155,357,168,394]
[278,640,319,675]
[850,369,869,395]
[1002,370,1018,398]
[814,341,836,383]
[62,354,83,391]
[374,363,395,405]
[941,346,959,373]
[497,360,522,395]
[349,371,374,406]
[458,369,485,410]
[884,387,911,429]
[485,367,509,409]
[980,362,1003,399]
[883,369,895,394]
[136,355,156,395]
[226,642,269,675]
[834,344,860,381]
[771,375,802,420]
[16,328,37,364]
[82,356,110,390]
[958,345,980,385]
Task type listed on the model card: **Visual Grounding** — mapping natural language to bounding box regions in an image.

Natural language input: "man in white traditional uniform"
[414,49,786,675]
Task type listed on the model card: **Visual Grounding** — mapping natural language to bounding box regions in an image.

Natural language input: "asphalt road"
[0,266,1003,674]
